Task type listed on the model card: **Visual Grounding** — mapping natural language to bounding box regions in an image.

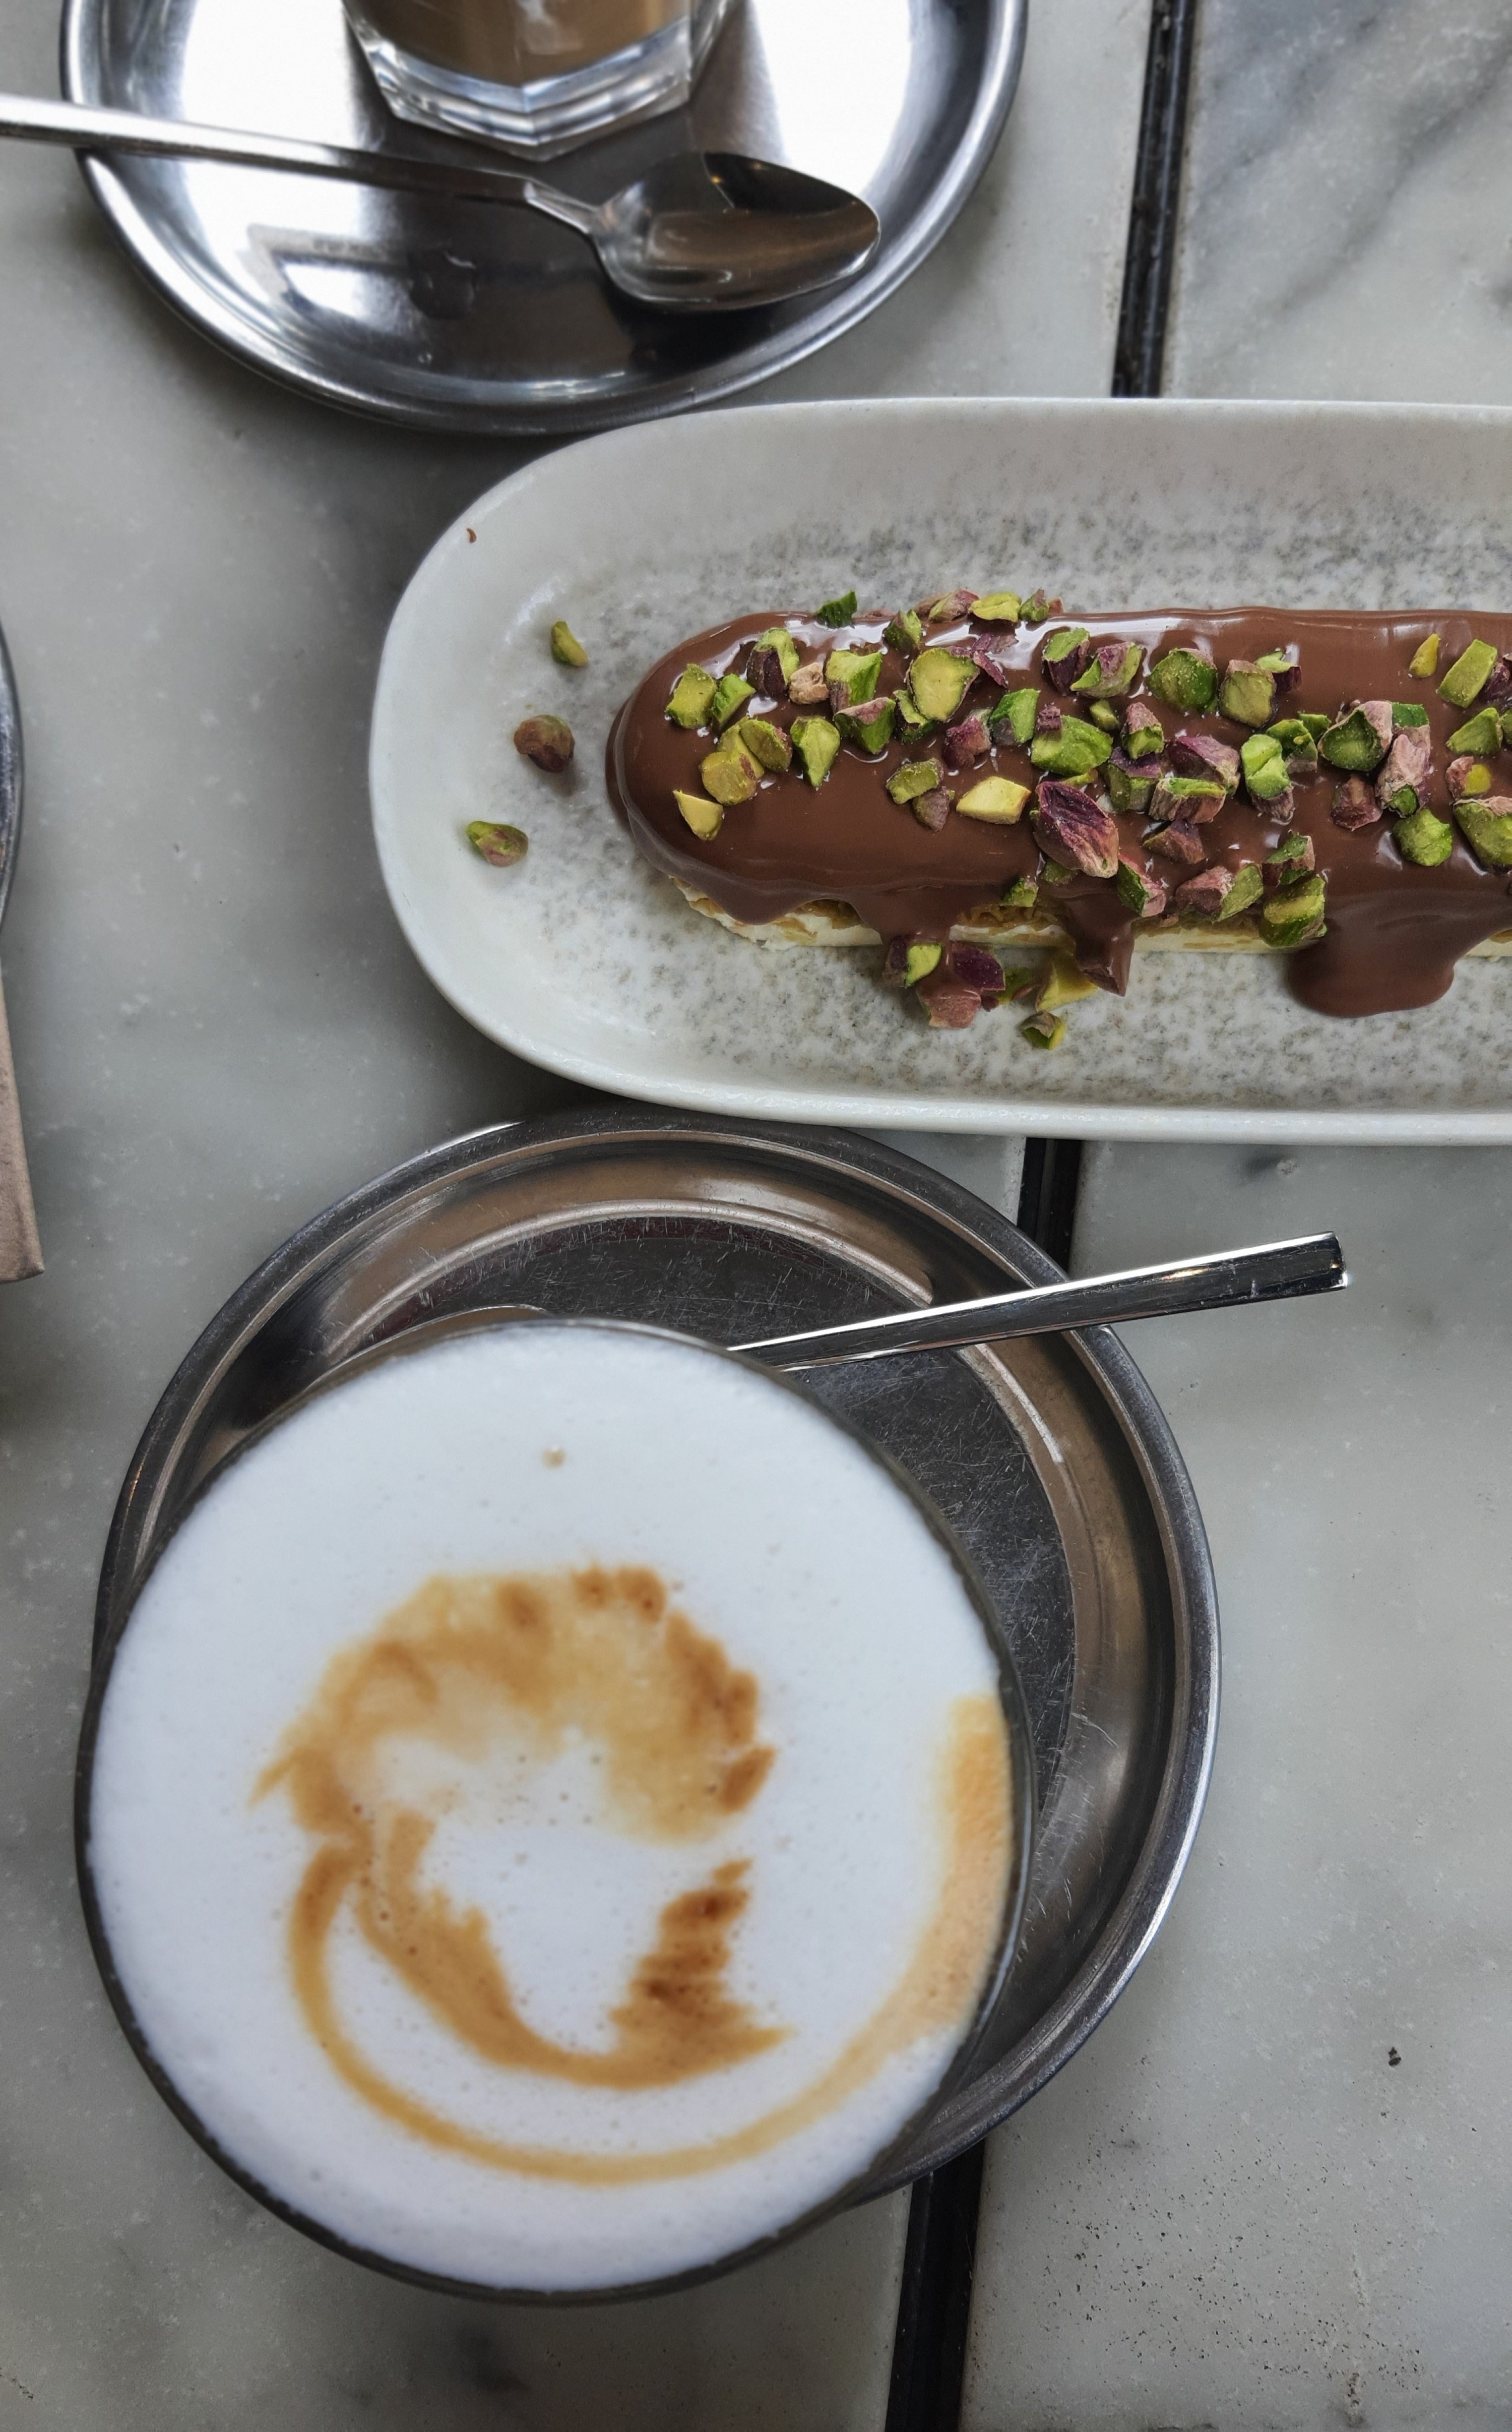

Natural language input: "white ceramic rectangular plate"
[371,396,1512,1142]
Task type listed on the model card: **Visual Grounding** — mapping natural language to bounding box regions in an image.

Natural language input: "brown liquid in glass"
[357,0,685,83]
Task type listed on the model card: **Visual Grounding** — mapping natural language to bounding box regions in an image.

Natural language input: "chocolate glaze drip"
[607,607,1512,1018]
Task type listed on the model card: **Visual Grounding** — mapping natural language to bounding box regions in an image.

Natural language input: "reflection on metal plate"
[95,1108,1218,2168]
[61,0,1026,434]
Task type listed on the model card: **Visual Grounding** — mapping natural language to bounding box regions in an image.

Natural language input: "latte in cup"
[82,1323,1024,2293]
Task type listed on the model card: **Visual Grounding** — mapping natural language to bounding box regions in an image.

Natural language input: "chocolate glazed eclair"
[605,588,1512,1033]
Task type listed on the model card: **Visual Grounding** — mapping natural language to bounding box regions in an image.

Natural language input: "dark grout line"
[881,3,1202,2420]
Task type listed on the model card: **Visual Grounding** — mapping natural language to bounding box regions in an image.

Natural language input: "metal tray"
[0,623,20,929]
[94,1108,1218,2171]
[60,0,1026,437]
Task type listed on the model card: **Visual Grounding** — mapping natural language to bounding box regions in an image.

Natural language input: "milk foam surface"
[87,1325,1013,2291]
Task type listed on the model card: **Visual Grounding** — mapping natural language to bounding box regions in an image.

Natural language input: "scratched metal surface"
[92,1106,1218,2177]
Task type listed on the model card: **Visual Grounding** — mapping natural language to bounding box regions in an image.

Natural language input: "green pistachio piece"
[1107,757,1157,814]
[1240,731,1292,803]
[672,791,722,839]
[1391,702,1430,728]
[1072,641,1145,698]
[1021,1011,1067,1050]
[1000,875,1039,908]
[1408,634,1440,680]
[884,609,924,655]
[894,689,936,739]
[990,687,1040,747]
[666,664,718,728]
[1502,707,1512,748]
[1298,712,1330,742]
[904,941,943,987]
[815,589,857,628]
[1149,647,1219,712]
[1453,796,1512,868]
[514,715,574,772]
[973,591,1023,623]
[1214,862,1264,920]
[700,743,762,805]
[466,820,528,867]
[1218,661,1277,728]
[909,647,977,723]
[1152,772,1228,819]
[549,619,588,668]
[1455,760,1494,798]
[1039,860,1077,887]
[1448,705,1502,755]
[789,717,841,788]
[887,755,945,805]
[752,627,801,684]
[1261,872,1327,950]
[1037,955,1100,1013]
[825,647,884,706]
[1042,625,1090,670]
[1266,832,1315,878]
[837,697,896,755]
[1115,858,1162,914]
[1319,703,1392,773]
[1029,716,1114,778]
[1020,590,1054,626]
[1438,637,1498,707]
[710,672,755,729]
[1088,701,1120,733]
[1393,807,1455,867]
[1254,649,1294,675]
[956,776,1030,823]
[1269,717,1317,754]
[735,717,793,773]
[1123,700,1165,759]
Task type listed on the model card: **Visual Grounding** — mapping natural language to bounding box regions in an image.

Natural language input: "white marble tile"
[1168,0,1512,404]
[963,1141,1512,2429]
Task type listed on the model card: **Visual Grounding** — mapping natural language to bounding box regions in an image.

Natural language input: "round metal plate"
[61,0,1027,437]
[0,623,20,930]
[93,1107,1219,2172]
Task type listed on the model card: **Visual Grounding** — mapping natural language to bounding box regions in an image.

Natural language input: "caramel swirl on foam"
[257,1566,1011,2184]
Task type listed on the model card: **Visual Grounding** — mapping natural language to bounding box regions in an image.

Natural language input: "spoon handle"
[732,1233,1347,1370]
[0,90,553,209]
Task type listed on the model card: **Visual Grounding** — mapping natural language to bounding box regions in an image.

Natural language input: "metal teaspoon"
[0,94,881,312]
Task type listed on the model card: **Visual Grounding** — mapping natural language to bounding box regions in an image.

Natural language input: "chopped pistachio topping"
[752,627,801,684]
[549,619,588,668]
[1152,771,1227,820]
[1240,731,1292,803]
[1438,637,1498,707]
[1318,703,1391,773]
[513,714,574,773]
[1037,955,1100,1012]
[1447,705,1502,755]
[894,689,936,737]
[1260,872,1327,950]
[1254,649,1294,675]
[466,820,528,867]
[1088,701,1120,733]
[1107,756,1158,814]
[1391,702,1430,728]
[672,790,722,839]
[909,647,977,723]
[790,717,842,788]
[699,743,761,805]
[665,665,717,728]
[1021,1011,1067,1050]
[1218,660,1276,728]
[1214,861,1264,920]
[972,591,1023,623]
[1501,706,1512,749]
[886,755,945,806]
[1041,625,1090,668]
[1298,711,1330,742]
[884,609,924,655]
[1149,647,1219,713]
[815,589,857,628]
[1267,832,1314,874]
[1001,875,1039,908]
[1028,715,1113,777]
[710,671,755,729]
[1020,590,1054,625]
[1452,759,1494,799]
[990,686,1040,747]
[1393,807,1455,867]
[1123,700,1166,758]
[1269,716,1318,756]
[904,941,943,987]
[956,776,1030,822]
[1453,797,1512,869]
[1072,640,1145,698]
[1115,857,1163,914]
[735,716,793,773]
[838,697,897,754]
[1408,633,1440,680]
[825,647,884,706]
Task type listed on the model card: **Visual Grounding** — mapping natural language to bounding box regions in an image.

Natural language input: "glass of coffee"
[344,0,736,156]
[78,1318,1034,2298]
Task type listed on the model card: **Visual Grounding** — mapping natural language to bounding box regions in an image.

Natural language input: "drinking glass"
[344,0,736,156]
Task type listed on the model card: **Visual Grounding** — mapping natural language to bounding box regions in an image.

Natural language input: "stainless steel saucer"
[94,1107,1219,2176]
[60,0,1027,436]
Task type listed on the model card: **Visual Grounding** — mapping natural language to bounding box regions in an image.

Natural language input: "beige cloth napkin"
[0,972,40,1281]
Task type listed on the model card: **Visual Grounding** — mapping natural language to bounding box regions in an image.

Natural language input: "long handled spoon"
[731,1233,1347,1370]
[0,94,881,311]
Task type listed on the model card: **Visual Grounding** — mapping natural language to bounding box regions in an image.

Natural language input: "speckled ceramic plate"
[371,395,1512,1142]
